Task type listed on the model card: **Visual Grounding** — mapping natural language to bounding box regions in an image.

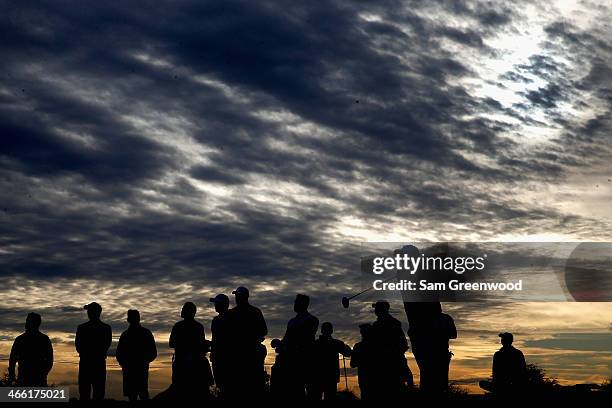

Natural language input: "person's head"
[181,302,197,319]
[210,294,230,314]
[321,322,333,337]
[25,312,42,331]
[499,332,513,346]
[84,302,102,320]
[373,300,390,317]
[232,286,250,305]
[359,323,372,339]
[127,309,140,325]
[294,294,310,313]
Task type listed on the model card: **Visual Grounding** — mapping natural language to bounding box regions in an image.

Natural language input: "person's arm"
[115,333,124,367]
[46,337,54,374]
[169,325,176,349]
[310,317,319,340]
[492,352,499,382]
[75,326,81,355]
[148,330,157,362]
[8,339,18,383]
[258,309,268,341]
[339,341,352,357]
[397,325,409,353]
[104,325,112,355]
[447,315,457,340]
[349,345,359,368]
[519,351,527,377]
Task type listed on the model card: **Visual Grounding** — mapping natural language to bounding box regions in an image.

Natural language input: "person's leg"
[92,359,106,400]
[78,361,91,400]
[141,367,150,400]
[323,382,337,401]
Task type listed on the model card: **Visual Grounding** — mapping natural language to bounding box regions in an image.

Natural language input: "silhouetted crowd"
[7,286,528,401]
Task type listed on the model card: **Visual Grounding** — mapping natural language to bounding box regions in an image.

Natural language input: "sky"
[0,0,611,398]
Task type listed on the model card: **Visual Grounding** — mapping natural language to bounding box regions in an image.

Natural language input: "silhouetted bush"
[0,371,10,387]
[601,378,612,393]
[525,363,559,392]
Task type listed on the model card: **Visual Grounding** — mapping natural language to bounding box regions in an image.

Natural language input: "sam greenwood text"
[373,279,523,291]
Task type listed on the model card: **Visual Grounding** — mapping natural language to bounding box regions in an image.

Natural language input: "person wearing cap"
[8,312,53,386]
[481,332,527,394]
[311,322,352,401]
[209,294,232,397]
[116,310,157,401]
[169,302,213,399]
[226,286,268,399]
[75,302,112,400]
[278,293,319,400]
[370,300,409,400]
[480,332,527,394]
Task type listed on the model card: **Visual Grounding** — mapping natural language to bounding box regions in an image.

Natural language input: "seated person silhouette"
[8,313,53,386]
[311,322,352,400]
[116,309,157,401]
[479,332,527,394]
[169,302,212,398]
[75,302,112,400]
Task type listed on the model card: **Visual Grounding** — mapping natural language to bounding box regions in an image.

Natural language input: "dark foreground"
[5,390,610,406]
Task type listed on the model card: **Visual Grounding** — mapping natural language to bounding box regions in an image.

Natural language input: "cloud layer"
[1,0,611,394]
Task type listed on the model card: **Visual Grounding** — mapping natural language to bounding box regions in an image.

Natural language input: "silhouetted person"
[116,310,157,401]
[270,338,288,399]
[275,294,319,399]
[312,322,351,401]
[169,302,212,399]
[75,302,112,400]
[428,302,457,393]
[350,324,375,401]
[480,332,527,394]
[226,287,268,399]
[405,301,456,394]
[8,313,53,386]
[370,300,409,400]
[210,294,232,397]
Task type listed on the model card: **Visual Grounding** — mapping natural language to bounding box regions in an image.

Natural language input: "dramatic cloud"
[1,0,611,395]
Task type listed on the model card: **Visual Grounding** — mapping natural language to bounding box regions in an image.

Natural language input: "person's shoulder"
[441,313,454,322]
[332,338,345,347]
[37,331,51,341]
[77,321,90,330]
[138,326,154,339]
[388,315,402,326]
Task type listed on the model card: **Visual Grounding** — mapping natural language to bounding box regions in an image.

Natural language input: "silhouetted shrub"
[0,371,10,387]
[525,363,559,392]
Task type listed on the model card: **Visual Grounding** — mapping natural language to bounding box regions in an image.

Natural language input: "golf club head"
[342,296,350,308]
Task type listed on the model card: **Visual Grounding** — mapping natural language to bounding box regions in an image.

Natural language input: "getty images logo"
[371,245,487,275]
